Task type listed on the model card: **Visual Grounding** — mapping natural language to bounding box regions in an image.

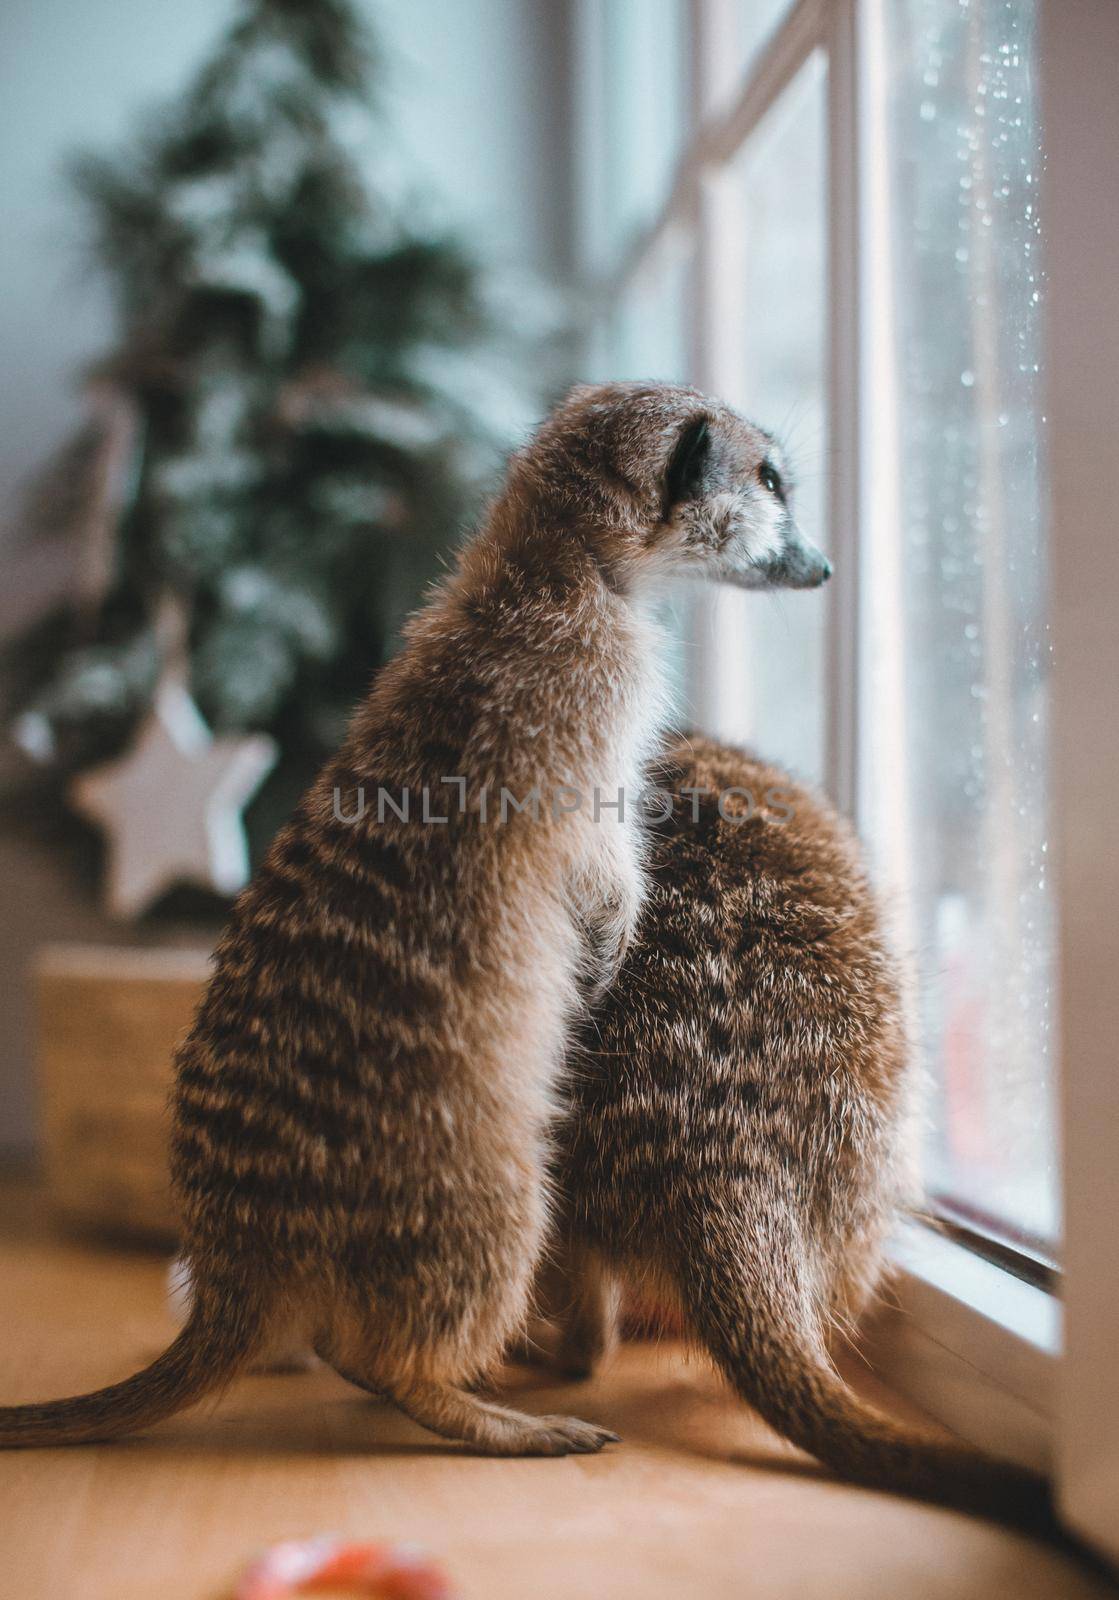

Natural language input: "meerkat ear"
[664,416,712,508]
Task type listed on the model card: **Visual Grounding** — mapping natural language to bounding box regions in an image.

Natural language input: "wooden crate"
[35,944,212,1243]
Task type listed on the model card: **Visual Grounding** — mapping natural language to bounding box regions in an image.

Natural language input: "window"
[578,0,1056,1267]
[860,0,1056,1258]
[573,0,1119,1552]
[725,53,827,782]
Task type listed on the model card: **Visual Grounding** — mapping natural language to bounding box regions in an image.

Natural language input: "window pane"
[701,52,827,783]
[598,228,693,385]
[598,0,690,263]
[697,0,799,119]
[861,0,1055,1250]
[727,0,800,91]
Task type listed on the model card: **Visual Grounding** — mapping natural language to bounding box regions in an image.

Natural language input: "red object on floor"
[234,1537,457,1599]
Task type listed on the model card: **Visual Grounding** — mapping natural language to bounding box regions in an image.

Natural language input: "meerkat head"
[661,409,831,592]
[532,382,831,594]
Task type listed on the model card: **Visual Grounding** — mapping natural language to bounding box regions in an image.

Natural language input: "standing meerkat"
[543,735,1053,1524]
[0,382,829,1455]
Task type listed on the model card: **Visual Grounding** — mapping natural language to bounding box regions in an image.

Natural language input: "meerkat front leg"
[572,849,643,1005]
[578,898,631,1005]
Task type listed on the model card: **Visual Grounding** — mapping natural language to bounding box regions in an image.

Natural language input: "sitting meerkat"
[0,383,829,1456]
[541,734,1053,1526]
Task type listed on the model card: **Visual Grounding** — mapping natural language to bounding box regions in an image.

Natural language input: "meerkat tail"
[0,1277,267,1448]
[677,1227,1058,1533]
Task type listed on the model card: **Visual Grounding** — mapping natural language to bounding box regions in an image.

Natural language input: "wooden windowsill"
[0,1175,1108,1600]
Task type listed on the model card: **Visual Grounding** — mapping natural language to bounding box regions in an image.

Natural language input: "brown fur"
[543,735,1056,1528]
[0,382,827,1453]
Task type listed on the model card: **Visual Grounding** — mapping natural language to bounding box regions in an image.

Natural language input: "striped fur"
[545,736,1057,1528]
[0,382,826,1454]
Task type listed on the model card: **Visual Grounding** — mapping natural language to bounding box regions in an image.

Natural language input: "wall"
[0,0,574,1154]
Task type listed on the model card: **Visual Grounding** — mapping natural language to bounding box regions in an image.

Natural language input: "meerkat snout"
[534,383,830,594]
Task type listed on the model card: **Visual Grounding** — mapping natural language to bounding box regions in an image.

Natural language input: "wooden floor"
[0,1185,1112,1600]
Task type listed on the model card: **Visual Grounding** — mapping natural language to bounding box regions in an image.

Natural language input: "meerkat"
[541,735,1054,1526]
[0,382,829,1455]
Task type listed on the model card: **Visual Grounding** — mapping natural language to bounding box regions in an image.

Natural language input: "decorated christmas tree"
[5,0,537,914]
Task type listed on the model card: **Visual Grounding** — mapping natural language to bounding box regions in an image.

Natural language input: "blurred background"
[0,0,574,1168]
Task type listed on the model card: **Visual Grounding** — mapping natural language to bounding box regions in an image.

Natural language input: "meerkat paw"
[579,889,640,1004]
[511,1414,620,1456]
[570,852,643,1004]
[368,1376,620,1457]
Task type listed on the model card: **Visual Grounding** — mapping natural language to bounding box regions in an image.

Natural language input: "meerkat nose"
[821,557,833,581]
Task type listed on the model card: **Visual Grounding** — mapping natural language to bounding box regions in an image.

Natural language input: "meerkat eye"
[758,462,783,498]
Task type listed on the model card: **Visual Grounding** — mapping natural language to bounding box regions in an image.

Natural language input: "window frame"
[1039,0,1119,1563]
[573,0,1118,1556]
